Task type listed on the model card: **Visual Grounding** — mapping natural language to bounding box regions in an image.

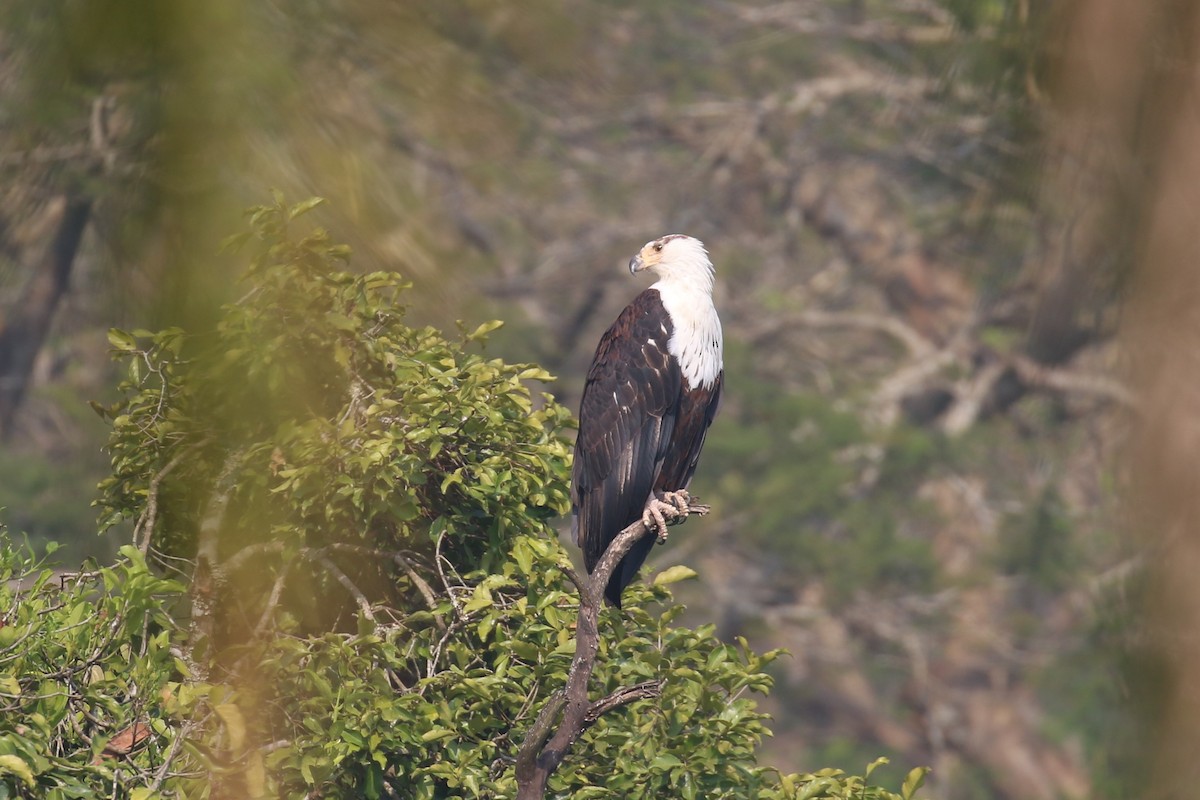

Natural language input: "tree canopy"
[0,199,926,799]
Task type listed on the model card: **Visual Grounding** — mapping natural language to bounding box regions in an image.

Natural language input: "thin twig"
[434,527,463,618]
[393,553,443,622]
[582,681,664,727]
[220,541,286,575]
[313,554,377,623]
[1009,353,1137,408]
[148,717,201,792]
[136,444,203,554]
[252,560,292,638]
[788,309,936,357]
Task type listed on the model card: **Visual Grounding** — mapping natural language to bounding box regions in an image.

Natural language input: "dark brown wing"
[654,370,723,493]
[572,289,681,606]
[609,370,723,606]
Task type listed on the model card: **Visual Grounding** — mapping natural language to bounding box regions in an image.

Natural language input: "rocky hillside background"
[1,1,1173,797]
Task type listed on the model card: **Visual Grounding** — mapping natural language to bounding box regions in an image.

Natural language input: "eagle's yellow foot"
[643,490,691,544]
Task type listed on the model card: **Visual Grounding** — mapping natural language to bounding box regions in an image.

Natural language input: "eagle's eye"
[653,242,663,253]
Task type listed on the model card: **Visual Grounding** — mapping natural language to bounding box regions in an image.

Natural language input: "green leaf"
[420,727,455,743]
[215,703,247,751]
[651,753,682,770]
[517,366,554,381]
[464,320,504,342]
[389,497,420,521]
[653,565,698,586]
[901,766,929,799]
[441,470,464,493]
[798,778,835,800]
[106,328,137,352]
[289,196,325,219]
[512,538,534,575]
[462,585,494,614]
[0,755,35,788]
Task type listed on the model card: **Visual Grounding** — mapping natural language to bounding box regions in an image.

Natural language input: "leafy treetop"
[2,197,926,799]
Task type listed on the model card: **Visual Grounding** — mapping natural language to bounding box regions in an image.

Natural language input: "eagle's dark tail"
[603,535,657,608]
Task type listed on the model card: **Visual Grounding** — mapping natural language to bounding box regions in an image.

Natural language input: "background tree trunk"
[0,193,91,438]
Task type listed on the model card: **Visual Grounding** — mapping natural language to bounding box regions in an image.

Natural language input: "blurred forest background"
[4,0,1199,797]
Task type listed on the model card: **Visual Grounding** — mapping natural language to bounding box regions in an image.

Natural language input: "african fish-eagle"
[571,234,724,607]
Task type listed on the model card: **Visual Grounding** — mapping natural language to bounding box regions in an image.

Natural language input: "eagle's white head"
[628,234,722,389]
[628,234,714,296]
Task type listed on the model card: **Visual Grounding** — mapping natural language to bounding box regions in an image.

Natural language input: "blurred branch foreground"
[1115,4,1200,797]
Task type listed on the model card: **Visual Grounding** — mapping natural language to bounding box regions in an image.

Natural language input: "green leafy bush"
[3,197,925,798]
[93,194,573,638]
[0,541,185,799]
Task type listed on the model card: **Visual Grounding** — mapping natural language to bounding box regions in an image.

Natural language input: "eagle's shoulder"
[588,288,672,366]
[580,289,678,418]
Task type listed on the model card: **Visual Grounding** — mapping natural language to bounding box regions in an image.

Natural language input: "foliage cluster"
[93,194,574,633]
[0,542,184,799]
[0,528,926,800]
[3,199,925,798]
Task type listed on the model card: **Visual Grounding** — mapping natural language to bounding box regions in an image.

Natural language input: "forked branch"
[514,498,709,799]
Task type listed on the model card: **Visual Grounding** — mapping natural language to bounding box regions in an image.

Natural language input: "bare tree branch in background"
[0,194,91,438]
[0,94,122,438]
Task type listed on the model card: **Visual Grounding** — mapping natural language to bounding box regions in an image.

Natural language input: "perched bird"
[571,234,724,607]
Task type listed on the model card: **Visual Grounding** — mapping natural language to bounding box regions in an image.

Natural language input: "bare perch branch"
[589,501,710,597]
[514,499,709,800]
[515,693,566,786]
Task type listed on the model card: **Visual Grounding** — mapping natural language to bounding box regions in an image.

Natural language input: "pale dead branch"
[1008,353,1137,408]
[314,553,377,623]
[136,440,210,555]
[941,360,1009,436]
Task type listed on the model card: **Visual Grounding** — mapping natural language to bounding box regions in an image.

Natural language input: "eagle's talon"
[644,495,683,543]
[661,489,691,516]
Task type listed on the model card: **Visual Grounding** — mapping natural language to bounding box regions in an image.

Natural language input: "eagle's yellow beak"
[628,253,646,275]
